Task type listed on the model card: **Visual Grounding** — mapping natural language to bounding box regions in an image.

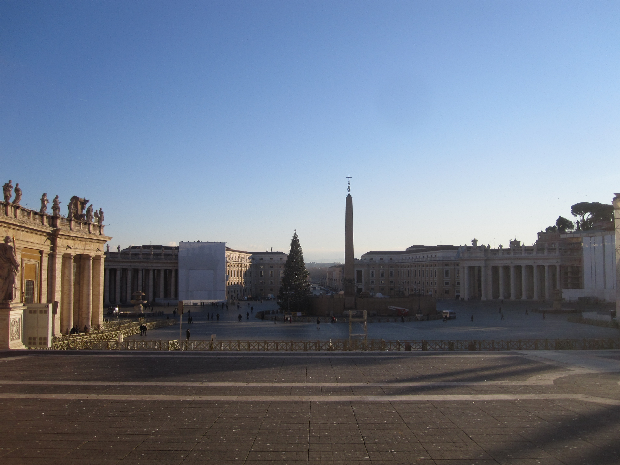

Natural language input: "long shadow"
[476,403,620,464]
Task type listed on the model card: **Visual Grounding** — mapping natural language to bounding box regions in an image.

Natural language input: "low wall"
[563,289,615,303]
[310,295,436,317]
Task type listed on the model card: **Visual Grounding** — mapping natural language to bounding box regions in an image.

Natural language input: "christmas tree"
[278,230,310,312]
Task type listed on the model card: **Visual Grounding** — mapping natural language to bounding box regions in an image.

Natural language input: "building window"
[380,271,385,278]
[444,270,450,278]
[389,270,394,278]
[370,280,375,285]
[269,271,273,277]
[444,281,450,286]
[370,270,375,278]
[259,271,264,277]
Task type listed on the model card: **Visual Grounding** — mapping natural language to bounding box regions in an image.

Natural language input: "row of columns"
[59,253,104,334]
[104,267,177,305]
[461,263,562,301]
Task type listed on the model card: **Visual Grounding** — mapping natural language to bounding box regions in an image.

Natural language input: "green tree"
[571,202,614,230]
[278,231,310,313]
[555,216,574,233]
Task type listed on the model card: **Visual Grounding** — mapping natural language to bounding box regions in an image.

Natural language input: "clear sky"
[1,1,618,262]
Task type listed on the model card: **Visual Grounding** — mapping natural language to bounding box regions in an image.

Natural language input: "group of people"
[139,324,148,336]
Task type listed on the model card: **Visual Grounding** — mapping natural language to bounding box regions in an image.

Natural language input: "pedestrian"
[143,325,147,337]
[186,329,190,340]
[525,309,529,315]
[216,313,219,321]
[238,314,242,322]
[246,311,249,320]
[251,306,253,314]
[317,317,321,330]
[471,315,474,322]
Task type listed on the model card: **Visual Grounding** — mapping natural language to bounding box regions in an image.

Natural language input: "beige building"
[1,189,110,348]
[356,245,461,298]
[104,246,287,303]
[247,251,287,299]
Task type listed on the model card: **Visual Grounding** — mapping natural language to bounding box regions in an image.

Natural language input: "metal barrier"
[49,336,620,351]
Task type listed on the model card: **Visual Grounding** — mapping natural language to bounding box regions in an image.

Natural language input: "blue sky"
[1,1,618,261]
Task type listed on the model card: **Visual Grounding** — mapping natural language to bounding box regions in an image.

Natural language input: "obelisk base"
[0,302,26,349]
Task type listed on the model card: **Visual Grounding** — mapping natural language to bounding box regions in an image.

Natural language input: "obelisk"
[614,193,620,317]
[344,186,355,308]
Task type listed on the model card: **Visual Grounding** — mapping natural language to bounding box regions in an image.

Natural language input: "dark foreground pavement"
[1,350,620,464]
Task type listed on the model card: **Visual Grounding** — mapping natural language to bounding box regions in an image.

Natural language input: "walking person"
[186,329,190,340]
[317,317,321,330]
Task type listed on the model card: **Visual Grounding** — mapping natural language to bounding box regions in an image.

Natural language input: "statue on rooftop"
[52,195,61,216]
[12,183,21,206]
[98,208,104,225]
[67,198,76,219]
[40,193,49,214]
[86,205,94,223]
[3,180,13,204]
[117,245,120,253]
[0,236,19,302]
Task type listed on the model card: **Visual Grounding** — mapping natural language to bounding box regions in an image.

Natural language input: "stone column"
[344,193,355,308]
[148,268,154,302]
[126,267,132,302]
[510,265,517,300]
[481,264,488,301]
[544,264,550,301]
[521,265,528,300]
[556,265,562,292]
[49,252,63,336]
[104,266,110,306]
[80,255,92,331]
[171,269,176,300]
[138,268,143,295]
[533,265,540,301]
[61,254,74,334]
[499,266,505,300]
[159,269,164,300]
[461,266,469,300]
[40,251,48,304]
[92,256,104,328]
[115,268,121,304]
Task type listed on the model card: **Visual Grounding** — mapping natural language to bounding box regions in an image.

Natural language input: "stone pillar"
[499,266,505,300]
[80,255,92,331]
[104,266,110,306]
[92,256,104,329]
[510,265,516,300]
[462,266,469,300]
[49,252,63,336]
[521,265,528,300]
[533,265,540,301]
[613,193,620,317]
[148,268,154,302]
[138,268,143,295]
[115,268,121,304]
[556,265,561,292]
[40,251,48,304]
[126,267,131,301]
[544,264,550,301]
[61,254,74,334]
[171,269,176,301]
[158,269,164,300]
[481,264,488,301]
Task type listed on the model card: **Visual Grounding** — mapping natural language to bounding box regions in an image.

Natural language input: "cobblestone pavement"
[126,300,620,342]
[1,350,620,464]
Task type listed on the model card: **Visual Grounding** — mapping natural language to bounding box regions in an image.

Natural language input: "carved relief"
[10,317,20,341]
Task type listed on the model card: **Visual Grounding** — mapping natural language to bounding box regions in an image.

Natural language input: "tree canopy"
[278,231,310,313]
[570,202,613,230]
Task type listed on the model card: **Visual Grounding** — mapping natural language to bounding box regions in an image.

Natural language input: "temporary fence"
[49,336,620,352]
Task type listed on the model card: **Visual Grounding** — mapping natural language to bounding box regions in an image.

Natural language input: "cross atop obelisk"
[344,177,355,308]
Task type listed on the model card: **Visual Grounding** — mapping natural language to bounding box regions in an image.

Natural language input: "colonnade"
[104,267,178,305]
[461,263,562,301]
[59,253,104,334]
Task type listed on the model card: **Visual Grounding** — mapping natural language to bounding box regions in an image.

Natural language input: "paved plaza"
[125,300,620,342]
[1,349,620,464]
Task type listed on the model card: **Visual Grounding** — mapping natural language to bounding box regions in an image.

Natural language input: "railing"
[50,319,175,350]
[48,336,620,351]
